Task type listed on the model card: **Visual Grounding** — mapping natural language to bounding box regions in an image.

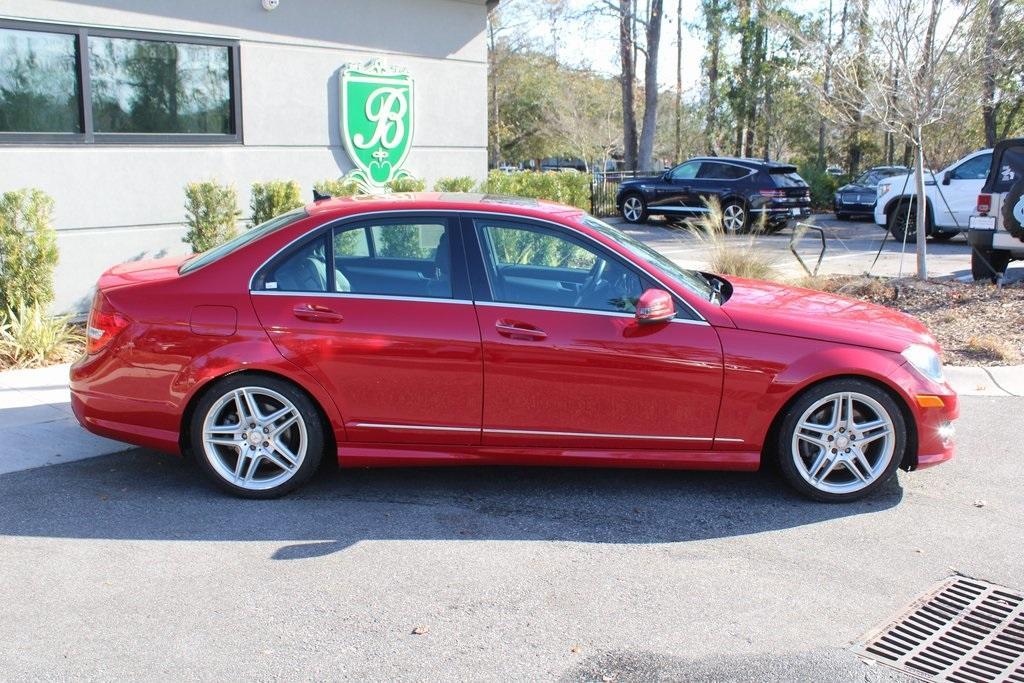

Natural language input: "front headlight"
[902,344,945,383]
[877,182,892,197]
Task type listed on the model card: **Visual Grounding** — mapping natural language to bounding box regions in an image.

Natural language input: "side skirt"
[337,444,760,471]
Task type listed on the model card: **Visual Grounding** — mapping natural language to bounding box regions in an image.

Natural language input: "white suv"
[874,148,993,241]
[968,138,1024,281]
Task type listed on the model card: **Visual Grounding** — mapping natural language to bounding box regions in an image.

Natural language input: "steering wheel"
[574,258,607,308]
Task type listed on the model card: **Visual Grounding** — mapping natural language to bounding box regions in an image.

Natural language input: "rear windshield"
[770,169,807,188]
[179,208,309,274]
[992,145,1024,193]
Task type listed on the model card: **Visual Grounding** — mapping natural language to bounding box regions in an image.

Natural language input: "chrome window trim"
[248,208,708,323]
[474,300,710,326]
[692,159,757,180]
[250,290,474,305]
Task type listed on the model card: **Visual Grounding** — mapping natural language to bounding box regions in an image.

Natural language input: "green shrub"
[314,178,360,197]
[0,188,59,313]
[479,170,591,210]
[433,176,476,193]
[182,181,240,253]
[386,176,427,193]
[250,180,303,226]
[797,164,839,210]
[0,299,83,368]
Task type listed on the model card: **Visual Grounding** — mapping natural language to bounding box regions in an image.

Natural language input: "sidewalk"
[0,363,127,475]
[0,362,1021,477]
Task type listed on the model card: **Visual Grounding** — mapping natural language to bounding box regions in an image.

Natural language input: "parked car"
[72,193,957,502]
[833,166,911,219]
[874,149,992,242]
[826,166,845,177]
[968,137,1024,281]
[615,157,811,233]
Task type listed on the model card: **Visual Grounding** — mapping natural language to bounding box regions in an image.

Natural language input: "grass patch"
[965,335,1021,363]
[683,197,778,280]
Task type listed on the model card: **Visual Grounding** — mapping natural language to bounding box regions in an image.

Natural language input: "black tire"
[620,193,649,224]
[835,212,848,221]
[1003,178,1024,241]
[190,374,325,499]
[722,200,749,234]
[776,378,907,503]
[887,200,923,243]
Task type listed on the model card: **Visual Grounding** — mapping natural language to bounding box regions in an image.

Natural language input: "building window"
[0,20,240,144]
[0,27,81,133]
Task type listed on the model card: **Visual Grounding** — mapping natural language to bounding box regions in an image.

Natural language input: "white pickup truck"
[967,138,1024,281]
[873,148,993,242]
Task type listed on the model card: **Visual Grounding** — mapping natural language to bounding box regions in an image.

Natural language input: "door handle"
[292,303,344,324]
[495,320,547,340]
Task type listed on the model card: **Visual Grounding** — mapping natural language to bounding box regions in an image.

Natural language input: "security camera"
[261,0,279,10]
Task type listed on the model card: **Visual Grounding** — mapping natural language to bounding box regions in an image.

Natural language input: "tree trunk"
[914,127,928,279]
[817,0,834,168]
[619,0,638,170]
[675,0,682,161]
[981,0,1002,147]
[637,0,664,170]
[703,0,721,154]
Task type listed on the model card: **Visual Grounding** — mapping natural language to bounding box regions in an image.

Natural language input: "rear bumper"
[70,353,183,455]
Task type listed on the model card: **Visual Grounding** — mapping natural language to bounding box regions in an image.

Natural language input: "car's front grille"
[853,576,1024,682]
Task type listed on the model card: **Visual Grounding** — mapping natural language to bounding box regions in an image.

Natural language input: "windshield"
[579,215,716,302]
[179,208,309,274]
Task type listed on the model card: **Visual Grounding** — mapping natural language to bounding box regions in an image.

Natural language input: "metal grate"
[854,576,1024,682]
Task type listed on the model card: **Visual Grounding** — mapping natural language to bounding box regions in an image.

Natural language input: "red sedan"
[71,193,958,501]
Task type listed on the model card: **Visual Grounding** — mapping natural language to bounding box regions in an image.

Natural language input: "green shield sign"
[341,62,414,188]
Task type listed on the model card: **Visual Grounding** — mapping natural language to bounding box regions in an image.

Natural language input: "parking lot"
[1,394,1022,680]
[612,214,1024,284]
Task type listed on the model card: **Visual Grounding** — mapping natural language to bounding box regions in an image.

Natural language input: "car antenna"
[312,189,331,202]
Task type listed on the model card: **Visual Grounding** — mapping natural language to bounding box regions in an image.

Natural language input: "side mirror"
[942,170,953,185]
[635,288,675,324]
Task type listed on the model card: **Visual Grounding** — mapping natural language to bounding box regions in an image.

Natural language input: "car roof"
[304,192,585,221]
[684,156,795,170]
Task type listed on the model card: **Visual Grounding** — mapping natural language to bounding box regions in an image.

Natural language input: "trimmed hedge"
[182,181,240,253]
[479,170,590,210]
[0,188,59,313]
[250,180,303,226]
[433,176,476,192]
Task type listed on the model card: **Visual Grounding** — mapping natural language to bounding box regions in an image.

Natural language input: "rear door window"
[333,221,453,298]
[697,162,749,180]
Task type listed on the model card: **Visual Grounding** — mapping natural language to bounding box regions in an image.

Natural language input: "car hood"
[719,278,937,353]
[837,182,877,193]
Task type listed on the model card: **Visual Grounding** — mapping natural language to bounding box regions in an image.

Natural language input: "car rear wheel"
[621,194,648,223]
[722,201,748,234]
[777,379,906,503]
[191,375,324,498]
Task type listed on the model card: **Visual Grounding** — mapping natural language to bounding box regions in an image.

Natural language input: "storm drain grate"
[853,576,1024,682]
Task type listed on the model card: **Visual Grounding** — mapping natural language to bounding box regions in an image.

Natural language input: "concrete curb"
[0,362,1021,477]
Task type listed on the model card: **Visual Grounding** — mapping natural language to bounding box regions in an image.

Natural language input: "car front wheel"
[621,194,648,223]
[777,379,906,502]
[191,375,324,498]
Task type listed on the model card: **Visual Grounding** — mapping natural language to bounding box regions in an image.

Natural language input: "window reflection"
[88,36,231,134]
[0,27,80,133]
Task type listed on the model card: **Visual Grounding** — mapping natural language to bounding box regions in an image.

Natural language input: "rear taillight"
[86,291,129,355]
[977,193,991,215]
[759,189,785,198]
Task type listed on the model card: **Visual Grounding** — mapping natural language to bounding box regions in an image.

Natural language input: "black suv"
[615,157,811,232]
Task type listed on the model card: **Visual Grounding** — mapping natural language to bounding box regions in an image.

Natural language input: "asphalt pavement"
[611,214,1024,283]
[1,395,1021,681]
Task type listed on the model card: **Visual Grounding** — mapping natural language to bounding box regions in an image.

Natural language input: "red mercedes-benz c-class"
[71,193,957,501]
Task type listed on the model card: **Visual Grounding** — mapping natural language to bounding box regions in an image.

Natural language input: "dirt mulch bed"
[804,275,1024,366]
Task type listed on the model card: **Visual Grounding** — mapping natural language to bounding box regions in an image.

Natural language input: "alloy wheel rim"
[723,205,744,233]
[623,197,642,221]
[202,387,308,491]
[791,391,895,495]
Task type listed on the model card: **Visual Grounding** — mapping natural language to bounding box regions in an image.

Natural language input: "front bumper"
[885,362,959,471]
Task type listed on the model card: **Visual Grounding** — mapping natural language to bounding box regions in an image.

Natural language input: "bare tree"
[803,0,981,278]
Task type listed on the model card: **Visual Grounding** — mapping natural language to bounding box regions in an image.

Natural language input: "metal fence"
[590,169,659,217]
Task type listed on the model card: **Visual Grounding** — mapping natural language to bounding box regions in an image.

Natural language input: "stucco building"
[0,0,490,313]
